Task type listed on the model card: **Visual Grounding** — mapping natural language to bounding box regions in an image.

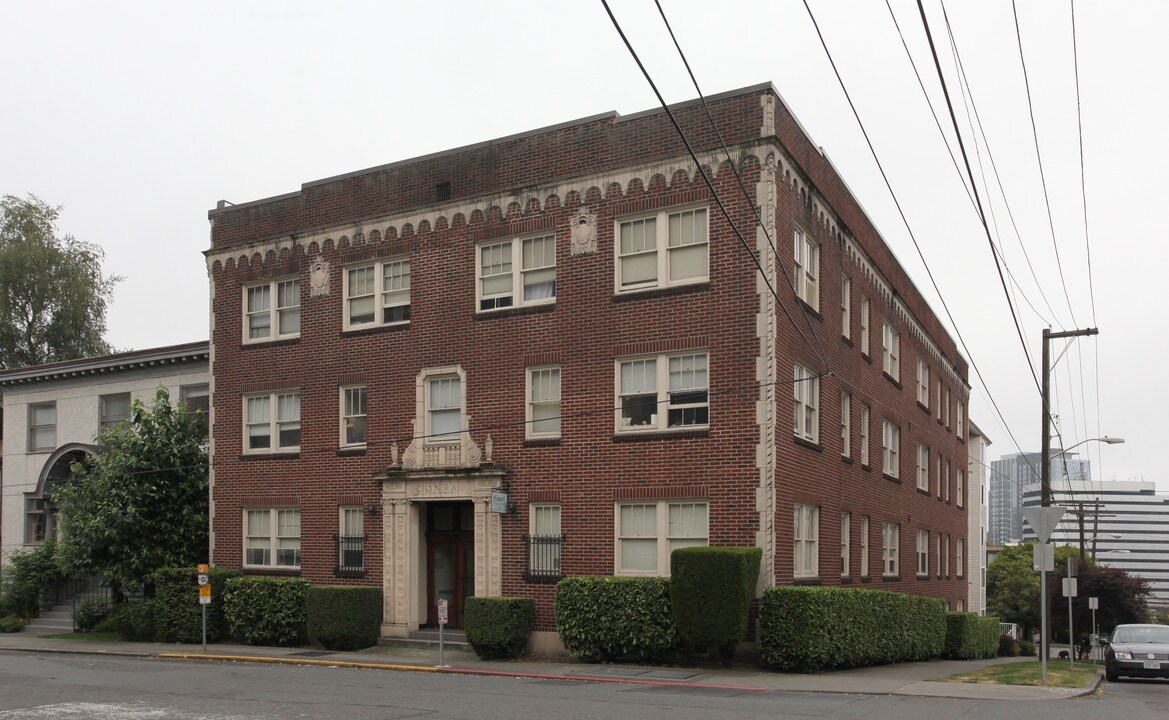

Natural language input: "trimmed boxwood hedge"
[153,566,241,643]
[223,577,308,646]
[759,586,946,672]
[554,576,679,662]
[943,612,1000,659]
[306,586,382,650]
[464,596,535,660]
[670,547,761,664]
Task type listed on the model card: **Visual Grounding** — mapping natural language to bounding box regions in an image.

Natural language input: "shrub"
[224,577,308,646]
[306,586,382,651]
[0,615,25,633]
[670,547,761,665]
[555,576,679,662]
[759,586,946,672]
[0,540,62,619]
[464,597,535,660]
[943,613,1001,659]
[152,567,241,643]
[98,601,157,641]
[72,596,112,632]
[998,635,1020,657]
[1017,639,1036,656]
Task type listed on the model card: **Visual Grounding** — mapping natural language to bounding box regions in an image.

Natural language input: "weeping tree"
[55,388,209,594]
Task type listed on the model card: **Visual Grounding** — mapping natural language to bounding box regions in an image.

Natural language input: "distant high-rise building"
[989,451,1090,545]
[1021,479,1169,605]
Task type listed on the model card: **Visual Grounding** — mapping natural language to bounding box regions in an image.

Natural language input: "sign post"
[197,564,210,653]
[1022,506,1066,684]
[1089,596,1099,661]
[436,598,449,668]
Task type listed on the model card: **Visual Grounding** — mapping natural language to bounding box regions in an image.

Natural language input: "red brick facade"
[207,83,971,639]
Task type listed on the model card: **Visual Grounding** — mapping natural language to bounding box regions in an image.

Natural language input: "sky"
[2,1,1165,494]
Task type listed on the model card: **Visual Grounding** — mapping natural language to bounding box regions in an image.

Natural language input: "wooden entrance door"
[425,502,475,628]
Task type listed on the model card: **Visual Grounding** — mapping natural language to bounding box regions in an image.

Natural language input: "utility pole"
[1040,327,1098,507]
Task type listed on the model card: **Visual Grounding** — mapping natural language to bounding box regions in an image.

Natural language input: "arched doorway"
[25,443,96,544]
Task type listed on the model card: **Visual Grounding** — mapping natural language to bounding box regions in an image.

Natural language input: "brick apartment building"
[205,83,971,650]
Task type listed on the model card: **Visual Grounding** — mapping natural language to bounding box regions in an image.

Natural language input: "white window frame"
[477,234,556,312]
[860,404,871,466]
[957,468,965,508]
[615,352,709,433]
[526,366,561,439]
[916,359,929,406]
[28,402,57,452]
[243,392,300,454]
[840,512,851,577]
[180,384,210,419]
[937,533,943,577]
[343,257,411,330]
[883,521,900,576]
[340,385,367,448]
[244,278,300,343]
[916,529,929,576]
[860,516,870,576]
[840,391,851,458]
[840,275,851,339]
[99,392,132,430]
[860,297,870,356]
[916,443,929,491]
[425,373,464,443]
[957,401,965,437]
[945,388,952,429]
[882,321,899,380]
[936,379,943,421]
[243,508,301,569]
[944,535,950,577]
[339,506,365,572]
[793,228,819,310]
[615,499,708,576]
[944,459,951,502]
[615,206,709,293]
[881,420,899,478]
[957,537,965,578]
[936,454,943,498]
[793,503,819,578]
[529,503,562,577]
[793,363,819,443]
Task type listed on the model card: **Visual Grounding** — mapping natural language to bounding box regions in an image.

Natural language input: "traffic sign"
[197,574,209,585]
[1022,507,1066,543]
[197,564,209,574]
[437,599,448,625]
[199,583,211,599]
[1063,578,1079,597]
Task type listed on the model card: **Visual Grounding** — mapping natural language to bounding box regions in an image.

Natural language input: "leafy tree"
[1049,562,1151,638]
[986,543,1041,637]
[0,194,120,369]
[54,388,208,593]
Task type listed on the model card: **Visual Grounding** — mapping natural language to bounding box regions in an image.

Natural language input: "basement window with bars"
[335,506,365,577]
[524,504,563,582]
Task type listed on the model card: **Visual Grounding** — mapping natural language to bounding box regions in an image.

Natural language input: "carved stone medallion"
[309,257,331,297]
[569,208,598,255]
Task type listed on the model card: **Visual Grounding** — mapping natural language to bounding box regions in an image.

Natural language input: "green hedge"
[943,613,1000,659]
[97,601,156,641]
[306,586,382,651]
[223,577,308,646]
[670,547,761,664]
[464,597,535,660]
[759,586,946,672]
[554,576,679,662]
[153,567,241,643]
[0,540,61,620]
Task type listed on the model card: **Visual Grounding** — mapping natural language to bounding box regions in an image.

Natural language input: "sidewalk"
[0,630,1101,701]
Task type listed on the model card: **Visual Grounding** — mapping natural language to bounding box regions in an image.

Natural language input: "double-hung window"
[616,207,708,292]
[944,388,951,429]
[957,468,965,507]
[957,538,965,577]
[616,352,708,432]
[916,359,929,406]
[840,275,851,339]
[427,376,462,441]
[28,402,56,451]
[882,321,899,380]
[340,386,367,447]
[936,455,943,498]
[881,420,900,477]
[526,504,563,581]
[860,404,871,466]
[245,392,300,453]
[883,522,900,576]
[345,258,411,329]
[937,534,943,576]
[479,235,556,311]
[916,443,929,491]
[957,401,965,437]
[793,363,819,442]
[944,535,950,577]
[100,393,131,430]
[245,279,300,342]
[944,459,951,502]
[793,229,819,309]
[840,512,851,577]
[616,500,708,576]
[860,516,870,576]
[337,506,364,573]
[245,508,300,569]
[793,503,819,578]
[860,297,870,355]
[840,391,851,457]
[527,366,561,439]
[916,529,929,576]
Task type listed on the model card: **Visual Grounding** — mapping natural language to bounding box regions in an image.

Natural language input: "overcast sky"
[3,1,1164,495]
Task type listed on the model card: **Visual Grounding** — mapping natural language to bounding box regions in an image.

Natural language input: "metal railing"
[335,534,365,576]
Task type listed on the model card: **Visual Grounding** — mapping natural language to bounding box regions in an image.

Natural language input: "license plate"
[1143,661,1161,670]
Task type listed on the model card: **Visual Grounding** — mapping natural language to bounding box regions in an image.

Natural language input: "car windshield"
[1112,626,1169,644]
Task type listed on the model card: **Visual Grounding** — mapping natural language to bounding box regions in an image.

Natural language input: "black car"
[1105,624,1169,681]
